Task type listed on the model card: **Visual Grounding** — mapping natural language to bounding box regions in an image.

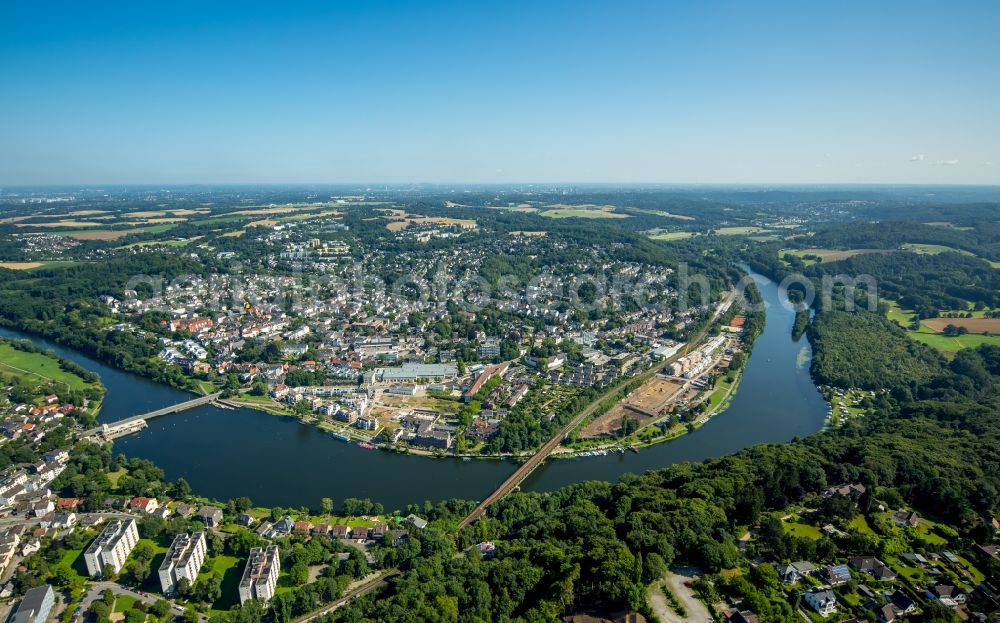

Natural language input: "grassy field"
[901,242,1000,268]
[884,300,1000,356]
[901,242,974,255]
[783,521,822,540]
[704,376,736,412]
[0,341,95,391]
[911,331,1000,354]
[649,231,695,241]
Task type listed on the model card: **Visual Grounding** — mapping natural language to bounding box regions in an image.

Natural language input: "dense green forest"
[809,310,945,390]
[805,220,1000,261]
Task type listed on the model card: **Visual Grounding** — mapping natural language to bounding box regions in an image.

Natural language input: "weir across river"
[81,392,223,440]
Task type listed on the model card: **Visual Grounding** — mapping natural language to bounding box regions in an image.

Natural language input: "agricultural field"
[715,226,770,236]
[539,204,630,219]
[0,260,79,270]
[780,247,893,265]
[16,220,106,228]
[380,209,477,231]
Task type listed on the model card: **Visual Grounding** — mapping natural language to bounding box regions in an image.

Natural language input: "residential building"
[196,505,223,528]
[84,518,139,578]
[12,585,54,623]
[129,496,159,513]
[238,546,281,605]
[0,528,21,576]
[477,338,500,359]
[892,510,920,528]
[823,564,852,585]
[804,588,837,616]
[849,556,897,581]
[158,532,207,594]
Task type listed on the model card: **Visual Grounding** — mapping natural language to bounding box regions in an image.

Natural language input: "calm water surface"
[0,269,826,510]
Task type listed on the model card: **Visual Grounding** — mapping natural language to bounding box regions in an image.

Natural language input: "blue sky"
[1,1,998,184]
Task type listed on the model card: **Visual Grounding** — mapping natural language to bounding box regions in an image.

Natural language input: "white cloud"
[909,154,926,161]
[934,159,959,166]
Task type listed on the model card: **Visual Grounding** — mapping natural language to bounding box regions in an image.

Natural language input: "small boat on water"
[330,432,350,442]
[357,442,375,450]
[631,446,640,454]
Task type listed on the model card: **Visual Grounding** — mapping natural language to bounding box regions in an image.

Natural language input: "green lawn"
[113,595,138,613]
[202,555,244,615]
[913,519,951,545]
[704,376,736,412]
[848,515,876,536]
[783,521,822,540]
[54,545,90,586]
[0,341,96,391]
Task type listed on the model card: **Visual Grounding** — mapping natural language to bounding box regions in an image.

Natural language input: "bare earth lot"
[581,376,685,438]
[648,570,713,623]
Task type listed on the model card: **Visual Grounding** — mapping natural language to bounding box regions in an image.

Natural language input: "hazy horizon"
[2,1,998,185]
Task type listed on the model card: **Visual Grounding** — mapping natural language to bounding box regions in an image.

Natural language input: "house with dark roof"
[196,505,223,528]
[892,510,920,528]
[888,590,915,615]
[849,556,897,581]
[804,588,837,617]
[823,564,852,585]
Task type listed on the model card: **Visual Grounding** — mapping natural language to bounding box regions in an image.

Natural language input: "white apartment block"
[84,518,139,577]
[238,545,280,604]
[158,532,207,594]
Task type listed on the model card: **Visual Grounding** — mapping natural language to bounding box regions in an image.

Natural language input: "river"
[0,269,826,511]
